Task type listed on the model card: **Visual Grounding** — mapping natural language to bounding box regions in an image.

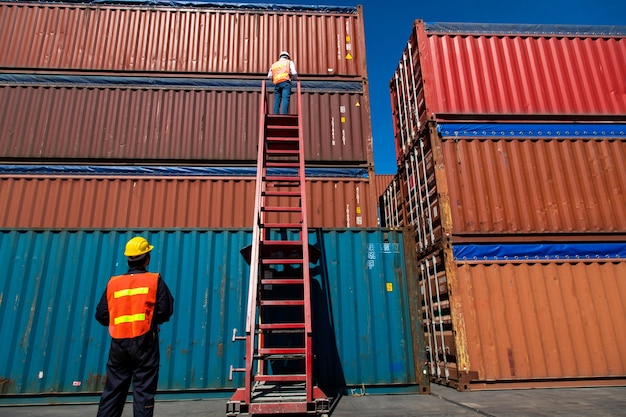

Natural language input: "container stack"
[381,21,626,390]
[0,0,379,229]
[0,1,427,401]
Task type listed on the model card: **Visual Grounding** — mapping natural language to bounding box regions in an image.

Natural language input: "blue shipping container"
[0,229,419,403]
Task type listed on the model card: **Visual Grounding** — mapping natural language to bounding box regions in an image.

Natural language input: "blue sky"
[228,0,626,174]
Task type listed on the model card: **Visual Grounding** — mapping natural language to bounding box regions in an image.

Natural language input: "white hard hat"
[279,51,290,59]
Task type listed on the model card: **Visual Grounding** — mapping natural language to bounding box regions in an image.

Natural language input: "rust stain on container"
[0,2,365,77]
[85,373,105,392]
[0,176,378,229]
[0,84,370,164]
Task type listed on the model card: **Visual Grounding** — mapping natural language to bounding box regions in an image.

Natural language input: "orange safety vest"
[106,272,159,339]
[271,59,291,84]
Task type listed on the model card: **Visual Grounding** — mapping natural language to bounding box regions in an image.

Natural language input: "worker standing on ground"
[268,51,297,114]
[95,236,174,417]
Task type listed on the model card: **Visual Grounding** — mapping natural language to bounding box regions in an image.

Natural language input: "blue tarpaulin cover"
[453,242,626,261]
[437,123,626,138]
[3,0,357,14]
[425,22,626,37]
[0,165,369,178]
[0,74,363,93]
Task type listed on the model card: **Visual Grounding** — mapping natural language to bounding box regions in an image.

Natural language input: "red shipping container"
[0,175,378,229]
[0,1,365,78]
[390,21,626,162]
[380,122,626,254]
[0,82,371,164]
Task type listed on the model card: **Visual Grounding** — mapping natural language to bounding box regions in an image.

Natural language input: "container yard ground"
[2,385,626,417]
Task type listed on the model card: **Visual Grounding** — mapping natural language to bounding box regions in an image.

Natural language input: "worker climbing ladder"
[227,81,330,416]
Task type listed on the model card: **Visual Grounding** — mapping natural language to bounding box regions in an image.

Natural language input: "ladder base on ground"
[227,384,330,416]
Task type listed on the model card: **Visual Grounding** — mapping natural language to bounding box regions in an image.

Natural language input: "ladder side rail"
[242,79,268,401]
[296,80,312,333]
[295,81,315,403]
[246,79,267,333]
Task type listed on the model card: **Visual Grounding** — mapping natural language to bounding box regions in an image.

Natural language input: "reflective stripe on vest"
[107,272,158,339]
[271,60,290,84]
[114,313,146,325]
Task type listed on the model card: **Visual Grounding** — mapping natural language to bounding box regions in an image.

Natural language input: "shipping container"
[419,242,626,390]
[373,174,394,200]
[380,122,626,254]
[373,174,394,226]
[0,1,366,78]
[390,21,626,161]
[0,78,372,164]
[0,173,379,228]
[0,228,426,402]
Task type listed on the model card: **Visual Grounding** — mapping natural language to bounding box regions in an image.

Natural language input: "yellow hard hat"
[124,236,154,257]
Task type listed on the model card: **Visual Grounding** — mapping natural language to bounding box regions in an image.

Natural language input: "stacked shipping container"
[0,0,379,228]
[0,229,423,400]
[382,21,626,390]
[0,1,429,401]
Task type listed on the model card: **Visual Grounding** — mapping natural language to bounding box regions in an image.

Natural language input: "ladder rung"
[262,206,301,212]
[266,149,300,155]
[258,347,305,355]
[266,133,298,140]
[265,162,300,168]
[266,135,298,140]
[262,240,303,246]
[262,190,301,197]
[267,114,298,123]
[260,300,305,306]
[261,259,304,265]
[253,374,306,383]
[264,176,301,182]
[261,279,302,286]
[261,222,302,229]
[259,323,305,330]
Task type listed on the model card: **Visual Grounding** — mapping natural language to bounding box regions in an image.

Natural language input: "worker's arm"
[95,290,110,326]
[290,62,297,80]
[153,275,174,325]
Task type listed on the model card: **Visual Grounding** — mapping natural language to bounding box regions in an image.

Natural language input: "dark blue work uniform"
[95,266,174,417]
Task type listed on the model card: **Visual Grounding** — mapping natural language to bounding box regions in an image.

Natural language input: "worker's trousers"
[97,332,160,417]
[273,80,292,114]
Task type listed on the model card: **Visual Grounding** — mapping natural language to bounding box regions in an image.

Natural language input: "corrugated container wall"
[419,243,626,390]
[0,229,426,400]
[0,82,369,164]
[382,124,626,253]
[373,174,394,226]
[0,2,365,77]
[0,175,379,228]
[373,174,394,199]
[385,21,626,390]
[390,21,626,162]
[0,0,379,229]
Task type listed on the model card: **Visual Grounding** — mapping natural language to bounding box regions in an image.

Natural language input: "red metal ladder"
[227,81,330,416]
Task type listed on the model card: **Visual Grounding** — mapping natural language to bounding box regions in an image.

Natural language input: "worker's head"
[279,51,290,60]
[124,236,154,267]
